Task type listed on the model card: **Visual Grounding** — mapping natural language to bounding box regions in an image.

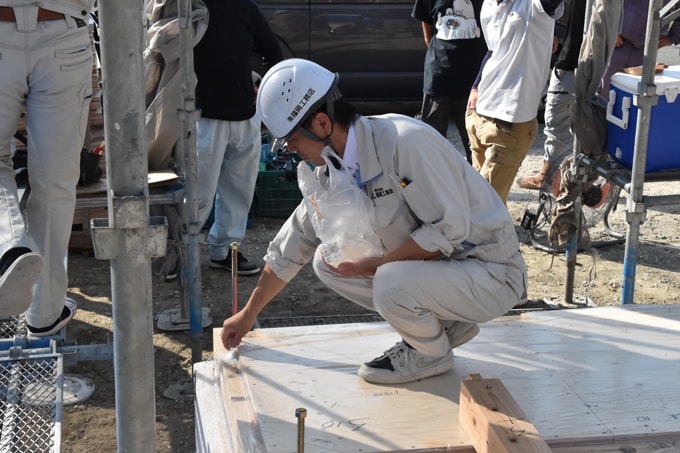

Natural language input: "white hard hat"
[257,58,340,151]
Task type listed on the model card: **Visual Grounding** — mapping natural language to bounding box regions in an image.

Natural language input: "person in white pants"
[195,115,262,274]
[192,0,282,276]
[0,2,94,336]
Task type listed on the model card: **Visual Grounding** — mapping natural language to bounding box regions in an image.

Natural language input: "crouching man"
[221,58,527,385]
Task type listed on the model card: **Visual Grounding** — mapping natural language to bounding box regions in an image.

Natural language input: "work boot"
[516,160,551,190]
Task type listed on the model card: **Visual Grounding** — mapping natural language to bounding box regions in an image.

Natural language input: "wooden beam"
[459,374,552,453]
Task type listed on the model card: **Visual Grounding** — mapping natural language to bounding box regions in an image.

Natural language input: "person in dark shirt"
[193,0,282,275]
[412,0,487,164]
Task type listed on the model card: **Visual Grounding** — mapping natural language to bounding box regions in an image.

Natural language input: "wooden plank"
[459,306,680,441]
[194,361,234,453]
[211,329,271,453]
[70,206,108,252]
[212,324,476,452]
[72,206,108,227]
[195,306,680,452]
[459,373,552,453]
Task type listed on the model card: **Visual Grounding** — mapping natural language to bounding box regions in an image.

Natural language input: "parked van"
[255,0,426,102]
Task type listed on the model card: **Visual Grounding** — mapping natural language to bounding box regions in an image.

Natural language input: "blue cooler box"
[606,66,680,172]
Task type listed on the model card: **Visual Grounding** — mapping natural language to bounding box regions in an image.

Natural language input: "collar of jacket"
[352,115,386,187]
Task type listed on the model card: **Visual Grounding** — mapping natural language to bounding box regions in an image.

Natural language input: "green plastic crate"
[253,170,302,217]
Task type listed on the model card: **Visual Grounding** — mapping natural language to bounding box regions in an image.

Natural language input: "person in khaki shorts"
[0,1,94,335]
[465,0,563,203]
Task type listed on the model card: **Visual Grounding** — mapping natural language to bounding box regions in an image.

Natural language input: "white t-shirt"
[476,0,562,123]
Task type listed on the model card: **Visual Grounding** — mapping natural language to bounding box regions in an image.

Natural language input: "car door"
[257,0,425,101]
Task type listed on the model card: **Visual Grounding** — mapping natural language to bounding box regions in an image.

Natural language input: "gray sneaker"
[444,321,480,349]
[358,341,454,385]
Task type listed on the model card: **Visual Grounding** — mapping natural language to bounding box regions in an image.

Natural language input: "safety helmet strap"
[293,96,336,147]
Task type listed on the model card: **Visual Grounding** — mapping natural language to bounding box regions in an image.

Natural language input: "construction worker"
[220,58,527,385]
[0,2,94,335]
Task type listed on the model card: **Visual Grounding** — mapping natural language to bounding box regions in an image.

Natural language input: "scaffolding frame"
[564,0,680,305]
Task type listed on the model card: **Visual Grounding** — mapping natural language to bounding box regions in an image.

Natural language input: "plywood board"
[198,304,680,452]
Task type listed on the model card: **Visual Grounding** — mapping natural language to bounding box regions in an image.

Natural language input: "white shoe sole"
[0,252,44,318]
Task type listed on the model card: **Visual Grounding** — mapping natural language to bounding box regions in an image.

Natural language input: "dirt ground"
[59,126,680,452]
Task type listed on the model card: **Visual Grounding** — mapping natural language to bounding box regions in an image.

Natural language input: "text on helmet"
[287,88,316,123]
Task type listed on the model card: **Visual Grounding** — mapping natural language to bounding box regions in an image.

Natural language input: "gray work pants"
[312,247,527,358]
[543,67,577,167]
[0,11,92,325]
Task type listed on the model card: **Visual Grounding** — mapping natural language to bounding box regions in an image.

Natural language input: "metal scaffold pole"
[563,137,582,305]
[176,0,204,364]
[620,0,662,304]
[96,0,164,450]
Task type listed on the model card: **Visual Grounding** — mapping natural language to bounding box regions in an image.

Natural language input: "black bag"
[78,145,104,186]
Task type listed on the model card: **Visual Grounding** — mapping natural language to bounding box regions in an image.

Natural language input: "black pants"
[419,94,472,164]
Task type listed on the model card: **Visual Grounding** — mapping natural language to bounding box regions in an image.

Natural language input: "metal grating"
[257,313,384,328]
[0,317,22,339]
[0,354,62,453]
[256,304,587,328]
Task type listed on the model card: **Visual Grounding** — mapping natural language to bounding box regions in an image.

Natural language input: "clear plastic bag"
[297,148,384,266]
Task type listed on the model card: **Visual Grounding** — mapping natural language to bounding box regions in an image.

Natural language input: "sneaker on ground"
[209,251,260,275]
[357,341,454,385]
[165,263,179,281]
[27,297,77,338]
[443,321,480,349]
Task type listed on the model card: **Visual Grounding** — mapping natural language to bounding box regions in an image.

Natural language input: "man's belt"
[0,7,66,22]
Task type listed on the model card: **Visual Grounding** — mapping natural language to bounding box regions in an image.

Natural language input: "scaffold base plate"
[156,307,212,331]
[63,375,95,405]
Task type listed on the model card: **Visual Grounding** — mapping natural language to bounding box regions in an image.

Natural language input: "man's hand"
[467,88,479,111]
[659,35,672,48]
[324,238,440,277]
[326,256,381,277]
[219,264,288,350]
[221,310,255,350]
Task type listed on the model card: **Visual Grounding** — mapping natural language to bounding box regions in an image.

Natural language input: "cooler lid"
[610,65,680,103]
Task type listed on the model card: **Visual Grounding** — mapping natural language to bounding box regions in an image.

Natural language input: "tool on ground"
[296,407,307,453]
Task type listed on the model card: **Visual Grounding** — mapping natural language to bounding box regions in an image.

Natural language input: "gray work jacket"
[265,113,520,283]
